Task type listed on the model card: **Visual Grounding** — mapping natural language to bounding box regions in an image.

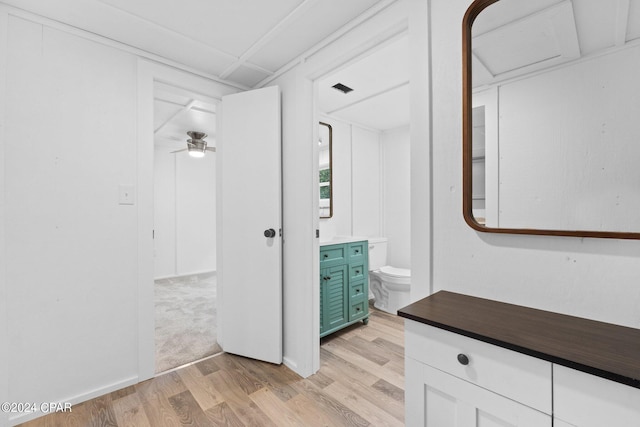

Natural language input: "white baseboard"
[283,356,298,373]
[8,376,139,426]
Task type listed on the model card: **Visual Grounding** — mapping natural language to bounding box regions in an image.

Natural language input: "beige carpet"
[154,272,221,373]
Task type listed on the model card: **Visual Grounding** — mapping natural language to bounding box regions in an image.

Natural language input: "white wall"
[319,117,383,240]
[319,118,352,239]
[382,126,411,268]
[0,6,238,424]
[494,46,640,232]
[318,118,411,268]
[431,0,640,329]
[352,126,383,237]
[153,148,216,279]
[4,14,139,424]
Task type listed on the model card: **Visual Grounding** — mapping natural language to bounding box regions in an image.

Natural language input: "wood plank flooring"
[18,306,404,427]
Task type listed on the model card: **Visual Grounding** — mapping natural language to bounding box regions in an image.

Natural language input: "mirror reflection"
[319,122,333,218]
[466,0,640,236]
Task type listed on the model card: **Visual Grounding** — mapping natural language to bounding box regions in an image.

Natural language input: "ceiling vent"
[332,83,353,94]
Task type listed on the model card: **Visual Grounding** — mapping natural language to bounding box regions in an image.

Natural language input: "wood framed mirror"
[319,122,333,218]
[463,0,640,239]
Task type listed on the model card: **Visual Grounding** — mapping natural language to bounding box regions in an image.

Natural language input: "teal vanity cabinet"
[320,240,369,338]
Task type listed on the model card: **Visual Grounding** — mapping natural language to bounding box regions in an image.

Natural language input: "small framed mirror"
[463,0,640,239]
[319,122,333,218]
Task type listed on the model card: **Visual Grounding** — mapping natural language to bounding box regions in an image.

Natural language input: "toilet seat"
[379,266,410,278]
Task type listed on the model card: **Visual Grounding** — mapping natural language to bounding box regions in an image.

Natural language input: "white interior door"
[218,86,282,364]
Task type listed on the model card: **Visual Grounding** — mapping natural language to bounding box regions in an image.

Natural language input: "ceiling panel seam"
[255,0,401,88]
[95,0,239,61]
[154,99,196,134]
[615,0,631,46]
[3,5,250,91]
[219,0,321,79]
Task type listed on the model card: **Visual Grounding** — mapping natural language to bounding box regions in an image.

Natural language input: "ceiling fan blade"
[170,148,188,153]
[206,147,216,152]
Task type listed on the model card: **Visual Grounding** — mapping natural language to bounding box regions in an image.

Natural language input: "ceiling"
[3,0,407,141]
[3,0,391,89]
[153,83,216,152]
[12,0,631,135]
[472,0,640,88]
[317,34,410,131]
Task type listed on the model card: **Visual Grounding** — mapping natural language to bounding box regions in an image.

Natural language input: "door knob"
[264,228,276,238]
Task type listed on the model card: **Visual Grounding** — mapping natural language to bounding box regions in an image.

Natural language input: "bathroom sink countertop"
[319,236,369,246]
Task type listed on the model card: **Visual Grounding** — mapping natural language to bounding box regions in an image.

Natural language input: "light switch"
[119,185,135,205]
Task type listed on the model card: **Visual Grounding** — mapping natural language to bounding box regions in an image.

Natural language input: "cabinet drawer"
[405,320,552,414]
[406,358,552,427]
[350,263,365,281]
[350,301,366,320]
[350,281,366,299]
[347,241,367,263]
[554,365,640,427]
[320,245,346,267]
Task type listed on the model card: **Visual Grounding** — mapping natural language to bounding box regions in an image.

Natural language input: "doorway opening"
[153,82,221,373]
[315,32,411,313]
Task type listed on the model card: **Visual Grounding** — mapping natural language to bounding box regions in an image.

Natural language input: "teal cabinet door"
[320,264,348,333]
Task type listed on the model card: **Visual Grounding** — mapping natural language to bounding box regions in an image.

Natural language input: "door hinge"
[316,229,319,238]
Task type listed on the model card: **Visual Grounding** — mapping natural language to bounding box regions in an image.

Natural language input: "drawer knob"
[324,254,328,258]
[356,270,360,274]
[355,250,359,253]
[356,289,360,293]
[457,353,470,366]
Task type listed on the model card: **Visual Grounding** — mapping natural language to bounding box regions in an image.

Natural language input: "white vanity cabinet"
[553,365,640,427]
[400,291,640,427]
[405,321,552,427]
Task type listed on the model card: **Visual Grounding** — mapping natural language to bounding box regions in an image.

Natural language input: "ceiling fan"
[171,131,215,158]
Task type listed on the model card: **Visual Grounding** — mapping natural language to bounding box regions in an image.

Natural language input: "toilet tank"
[368,237,388,271]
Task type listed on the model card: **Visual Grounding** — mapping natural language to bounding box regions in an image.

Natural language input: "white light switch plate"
[119,185,135,205]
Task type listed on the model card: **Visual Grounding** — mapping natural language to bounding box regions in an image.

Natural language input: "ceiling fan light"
[187,139,207,158]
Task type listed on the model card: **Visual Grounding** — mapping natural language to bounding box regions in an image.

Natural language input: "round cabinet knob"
[457,353,470,366]
[264,228,276,238]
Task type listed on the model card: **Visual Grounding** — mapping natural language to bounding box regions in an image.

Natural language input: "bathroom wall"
[319,118,352,239]
[381,126,411,268]
[153,147,216,279]
[318,119,411,269]
[429,0,640,328]
[352,126,382,237]
[318,116,382,239]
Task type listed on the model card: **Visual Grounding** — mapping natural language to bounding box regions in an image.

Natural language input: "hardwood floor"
[18,306,405,427]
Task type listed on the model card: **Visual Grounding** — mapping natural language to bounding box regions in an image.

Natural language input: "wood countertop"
[398,291,640,389]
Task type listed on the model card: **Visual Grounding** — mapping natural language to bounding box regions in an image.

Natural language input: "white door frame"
[136,60,238,381]
[278,18,410,377]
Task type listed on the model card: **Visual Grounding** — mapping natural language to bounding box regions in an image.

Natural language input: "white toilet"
[368,237,411,315]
